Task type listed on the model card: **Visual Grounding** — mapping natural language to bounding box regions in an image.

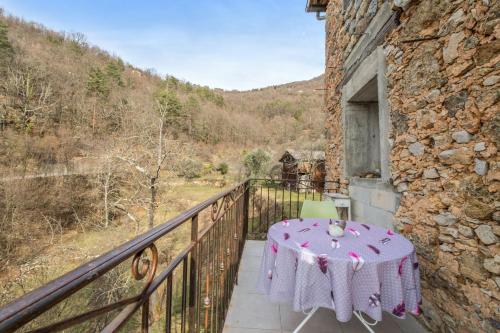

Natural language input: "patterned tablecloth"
[257,218,421,323]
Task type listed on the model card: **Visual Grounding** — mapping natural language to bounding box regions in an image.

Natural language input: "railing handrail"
[0,179,249,332]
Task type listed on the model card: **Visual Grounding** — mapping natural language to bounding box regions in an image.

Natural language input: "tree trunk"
[157,120,164,167]
[103,172,110,228]
[148,177,156,229]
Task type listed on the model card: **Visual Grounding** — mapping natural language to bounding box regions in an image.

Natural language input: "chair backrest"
[300,200,339,219]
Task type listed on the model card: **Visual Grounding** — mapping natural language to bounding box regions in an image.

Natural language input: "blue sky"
[0,0,325,90]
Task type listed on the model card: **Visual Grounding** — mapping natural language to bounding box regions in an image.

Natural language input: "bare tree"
[117,103,181,229]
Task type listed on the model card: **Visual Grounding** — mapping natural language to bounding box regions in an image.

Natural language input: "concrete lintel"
[344,1,394,72]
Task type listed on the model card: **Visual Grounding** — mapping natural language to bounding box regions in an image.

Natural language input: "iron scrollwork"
[131,243,158,292]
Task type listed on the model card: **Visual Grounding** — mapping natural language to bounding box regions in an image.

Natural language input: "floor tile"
[235,269,264,294]
[239,253,263,272]
[244,240,266,257]
[393,313,429,333]
[225,292,281,330]
[280,304,342,333]
[223,327,281,333]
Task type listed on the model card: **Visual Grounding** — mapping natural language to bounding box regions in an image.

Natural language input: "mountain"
[0,11,326,176]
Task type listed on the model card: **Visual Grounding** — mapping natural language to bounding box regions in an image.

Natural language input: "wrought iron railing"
[0,178,333,333]
[247,178,334,239]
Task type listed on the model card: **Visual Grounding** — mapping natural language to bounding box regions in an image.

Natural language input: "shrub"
[177,159,203,179]
[243,149,270,178]
[217,162,229,175]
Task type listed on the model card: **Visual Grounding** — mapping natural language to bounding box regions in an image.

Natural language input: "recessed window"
[344,77,381,178]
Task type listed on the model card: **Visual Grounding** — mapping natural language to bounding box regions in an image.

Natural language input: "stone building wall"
[323,0,499,332]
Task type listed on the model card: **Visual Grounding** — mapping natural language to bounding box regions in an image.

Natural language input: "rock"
[483,256,500,275]
[475,225,497,245]
[423,168,440,179]
[426,89,440,102]
[394,0,412,9]
[443,31,465,64]
[458,225,474,238]
[474,40,500,66]
[452,130,472,143]
[409,142,425,156]
[483,75,499,86]
[474,159,488,176]
[405,135,417,143]
[493,211,500,222]
[444,227,459,238]
[474,142,486,152]
[438,147,473,165]
[440,244,459,253]
[397,182,408,192]
[434,212,458,226]
[464,36,479,50]
[465,199,494,220]
[431,134,451,147]
[416,109,436,129]
[367,0,377,15]
[459,253,488,281]
[443,90,468,117]
[439,235,455,243]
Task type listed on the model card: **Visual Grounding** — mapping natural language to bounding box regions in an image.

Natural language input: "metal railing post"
[243,180,250,241]
[188,214,199,333]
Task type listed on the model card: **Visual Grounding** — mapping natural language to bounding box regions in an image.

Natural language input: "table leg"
[292,307,319,333]
[353,311,378,333]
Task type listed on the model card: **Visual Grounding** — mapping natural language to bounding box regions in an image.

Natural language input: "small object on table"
[328,219,346,237]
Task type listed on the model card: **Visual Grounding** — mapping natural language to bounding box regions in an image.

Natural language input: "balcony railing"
[0,178,330,333]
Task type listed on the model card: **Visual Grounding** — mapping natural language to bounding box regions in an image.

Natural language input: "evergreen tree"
[87,67,110,98]
[0,20,14,70]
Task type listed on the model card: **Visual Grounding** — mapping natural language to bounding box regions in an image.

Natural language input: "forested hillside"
[0,10,325,306]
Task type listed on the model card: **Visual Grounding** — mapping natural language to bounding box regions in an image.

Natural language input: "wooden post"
[188,214,199,333]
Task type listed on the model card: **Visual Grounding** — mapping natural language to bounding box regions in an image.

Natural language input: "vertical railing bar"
[289,185,292,219]
[281,185,285,221]
[142,298,149,333]
[251,182,254,236]
[188,214,198,333]
[296,186,300,218]
[165,273,173,333]
[209,225,215,333]
[266,184,270,231]
[214,215,221,333]
[196,237,204,333]
[259,186,262,233]
[204,231,211,332]
[274,183,277,225]
[181,257,188,333]
[243,181,249,243]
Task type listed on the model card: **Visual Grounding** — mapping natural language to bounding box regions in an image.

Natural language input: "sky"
[0,0,325,90]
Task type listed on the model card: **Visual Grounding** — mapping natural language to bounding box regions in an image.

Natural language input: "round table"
[257,218,421,325]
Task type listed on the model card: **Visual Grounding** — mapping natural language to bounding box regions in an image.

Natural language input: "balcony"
[0,179,428,333]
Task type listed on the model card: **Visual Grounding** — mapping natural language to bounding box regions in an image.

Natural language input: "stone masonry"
[322,0,499,332]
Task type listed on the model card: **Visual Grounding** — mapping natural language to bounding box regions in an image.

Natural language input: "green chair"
[300,200,339,219]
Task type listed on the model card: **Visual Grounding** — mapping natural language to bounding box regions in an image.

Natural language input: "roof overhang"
[305,0,328,12]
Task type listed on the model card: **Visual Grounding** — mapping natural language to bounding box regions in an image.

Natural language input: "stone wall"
[323,0,499,332]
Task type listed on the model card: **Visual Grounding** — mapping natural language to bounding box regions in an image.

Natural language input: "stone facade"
[322,0,499,332]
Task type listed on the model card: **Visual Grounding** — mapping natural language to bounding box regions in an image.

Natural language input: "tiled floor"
[223,241,429,333]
